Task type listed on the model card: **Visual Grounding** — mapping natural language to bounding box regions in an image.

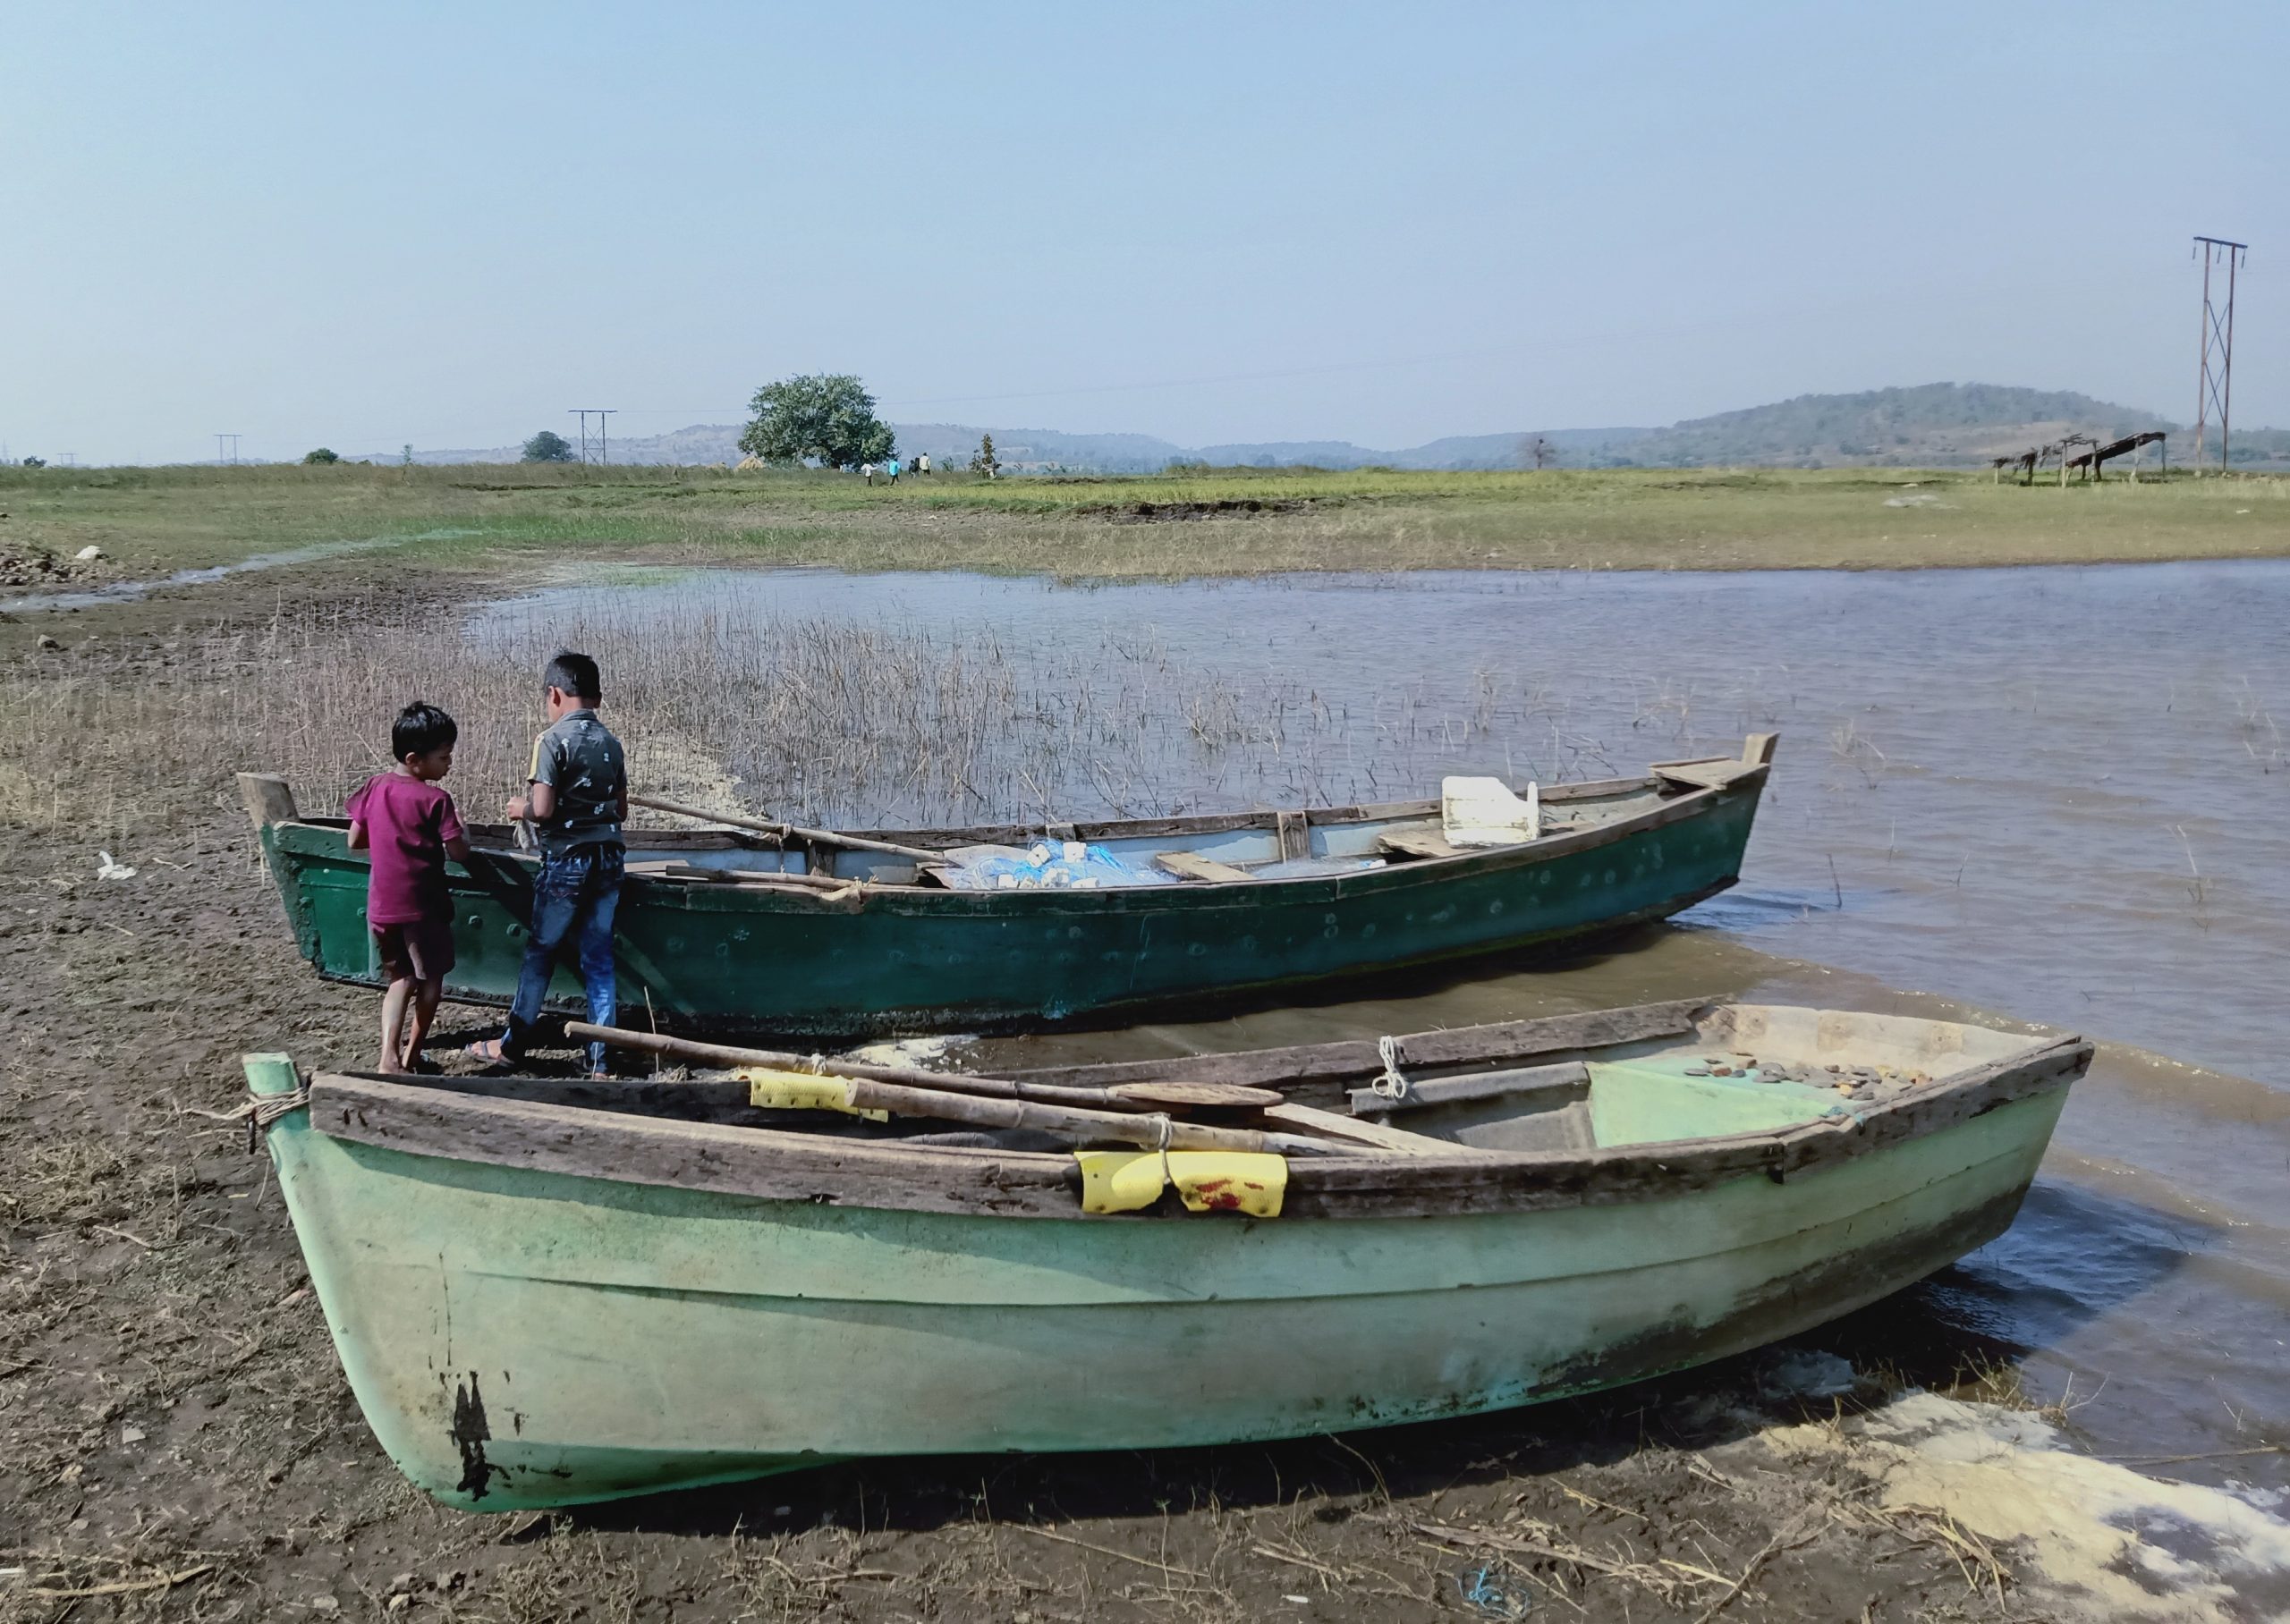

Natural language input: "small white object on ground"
[121,1424,146,1444]
[1441,775,1539,847]
[74,545,104,561]
[96,850,138,881]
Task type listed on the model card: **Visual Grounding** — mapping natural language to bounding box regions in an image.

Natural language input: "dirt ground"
[1,573,2052,1623]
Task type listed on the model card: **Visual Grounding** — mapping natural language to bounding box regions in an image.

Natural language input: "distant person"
[861,462,876,486]
[917,452,930,476]
[468,651,627,1078]
[345,703,472,1074]
[886,456,902,483]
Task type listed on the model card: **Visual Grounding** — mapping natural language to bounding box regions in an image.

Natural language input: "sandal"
[465,1038,513,1066]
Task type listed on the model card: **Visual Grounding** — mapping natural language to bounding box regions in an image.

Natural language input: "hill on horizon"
[358,384,2290,472]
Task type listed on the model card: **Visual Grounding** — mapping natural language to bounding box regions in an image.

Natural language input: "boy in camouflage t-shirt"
[469,650,627,1076]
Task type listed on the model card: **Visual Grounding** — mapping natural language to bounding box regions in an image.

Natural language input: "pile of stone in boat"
[1680,1052,1932,1104]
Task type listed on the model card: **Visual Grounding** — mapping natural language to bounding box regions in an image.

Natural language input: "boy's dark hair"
[544,650,602,703]
[393,702,458,762]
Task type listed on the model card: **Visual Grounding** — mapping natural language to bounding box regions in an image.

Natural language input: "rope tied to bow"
[191,1085,311,1151]
[1369,1034,1411,1101]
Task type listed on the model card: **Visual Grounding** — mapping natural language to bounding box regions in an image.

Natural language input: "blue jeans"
[502,845,623,1071]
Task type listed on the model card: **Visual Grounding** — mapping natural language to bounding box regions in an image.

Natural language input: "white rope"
[1152,1112,1175,1188]
[1370,1035,1411,1101]
[190,1087,311,1151]
[191,1087,311,1128]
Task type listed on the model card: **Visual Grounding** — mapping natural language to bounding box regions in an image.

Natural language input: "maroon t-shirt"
[345,773,466,925]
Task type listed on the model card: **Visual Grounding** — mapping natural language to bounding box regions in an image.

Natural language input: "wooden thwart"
[1007,999,1710,1090]
[1154,850,1255,884]
[1652,758,1765,792]
[1260,1103,1492,1157]
[1378,828,1468,861]
[1349,1060,1590,1118]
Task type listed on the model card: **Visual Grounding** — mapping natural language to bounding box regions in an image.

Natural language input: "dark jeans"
[502,844,623,1071]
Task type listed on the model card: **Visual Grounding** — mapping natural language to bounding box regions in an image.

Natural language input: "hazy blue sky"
[4,1,2282,464]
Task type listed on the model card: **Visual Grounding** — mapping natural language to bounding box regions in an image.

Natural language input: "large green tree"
[740,374,895,469]
[522,429,575,463]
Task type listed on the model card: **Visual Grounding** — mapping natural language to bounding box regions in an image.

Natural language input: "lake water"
[480,559,2290,1492]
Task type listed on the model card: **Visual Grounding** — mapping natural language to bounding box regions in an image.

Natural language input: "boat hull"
[266,1085,2065,1511]
[254,781,1764,1036]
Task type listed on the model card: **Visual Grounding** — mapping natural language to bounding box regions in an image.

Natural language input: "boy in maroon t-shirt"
[345,703,473,1072]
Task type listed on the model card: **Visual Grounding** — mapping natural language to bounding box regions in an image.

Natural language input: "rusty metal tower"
[2192,235,2247,474]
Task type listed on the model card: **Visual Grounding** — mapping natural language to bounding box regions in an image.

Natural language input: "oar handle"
[629,794,938,864]
[567,1022,1343,1155]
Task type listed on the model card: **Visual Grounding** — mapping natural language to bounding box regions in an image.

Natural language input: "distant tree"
[402,444,414,467]
[971,433,1000,478]
[1518,435,1557,470]
[20,455,45,469]
[738,374,895,470]
[522,430,576,463]
[302,447,341,465]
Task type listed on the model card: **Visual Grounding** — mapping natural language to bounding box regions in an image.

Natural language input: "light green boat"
[244,998,2089,1511]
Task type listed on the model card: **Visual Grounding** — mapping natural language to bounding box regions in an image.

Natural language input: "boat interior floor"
[364,1028,1946,1162]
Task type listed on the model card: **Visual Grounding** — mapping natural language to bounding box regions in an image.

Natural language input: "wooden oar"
[568,1022,1340,1156]
[568,1023,1279,1114]
[630,794,939,864]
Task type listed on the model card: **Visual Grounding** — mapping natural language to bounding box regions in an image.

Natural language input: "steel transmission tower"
[568,409,616,465]
[2192,236,2246,474]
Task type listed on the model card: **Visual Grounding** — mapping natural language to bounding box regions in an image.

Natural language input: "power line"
[2192,235,2247,475]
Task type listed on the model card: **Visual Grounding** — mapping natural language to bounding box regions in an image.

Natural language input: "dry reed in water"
[0,595,1649,840]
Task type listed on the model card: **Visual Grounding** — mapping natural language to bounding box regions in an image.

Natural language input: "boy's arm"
[346,819,369,850]
[506,732,558,824]
[437,794,473,867]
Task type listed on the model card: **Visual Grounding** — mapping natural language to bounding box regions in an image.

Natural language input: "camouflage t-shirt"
[529,709,625,857]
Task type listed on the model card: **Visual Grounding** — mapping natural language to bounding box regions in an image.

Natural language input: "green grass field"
[4,460,2286,583]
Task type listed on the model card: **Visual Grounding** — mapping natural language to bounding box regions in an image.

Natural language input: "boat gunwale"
[290,1011,2091,1222]
[259,760,1766,908]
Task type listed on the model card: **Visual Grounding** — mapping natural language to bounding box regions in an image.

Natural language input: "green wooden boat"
[237,735,1776,1037]
[243,996,2089,1510]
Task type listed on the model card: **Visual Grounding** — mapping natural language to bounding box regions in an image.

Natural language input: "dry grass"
[0,593,1636,841]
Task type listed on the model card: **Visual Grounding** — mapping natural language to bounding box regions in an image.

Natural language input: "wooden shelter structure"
[2065,430,2167,481]
[1993,429,2167,485]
